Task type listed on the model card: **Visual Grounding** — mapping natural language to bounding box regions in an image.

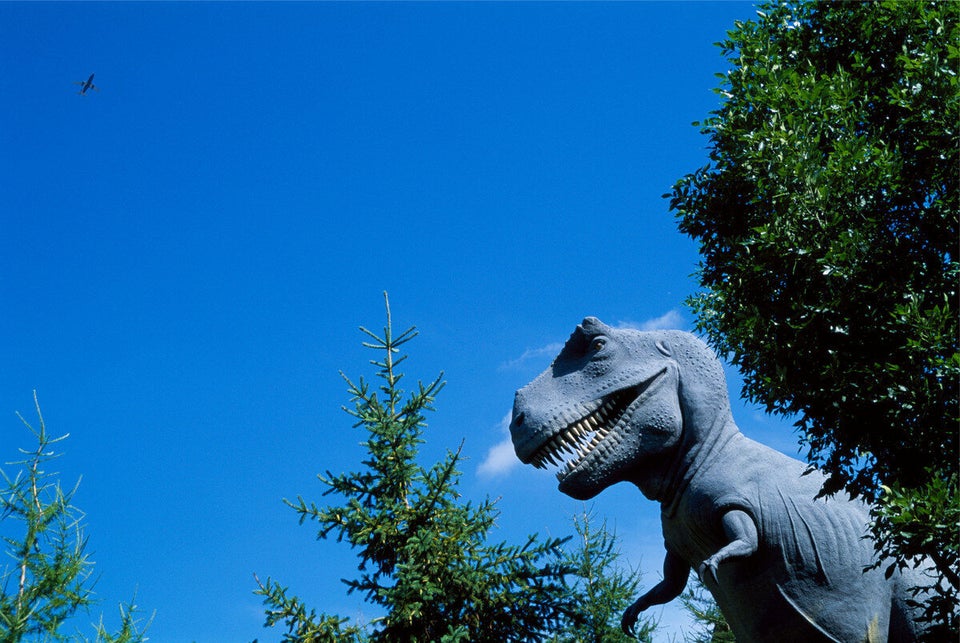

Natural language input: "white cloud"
[617,309,685,332]
[498,342,564,371]
[477,413,520,478]
[477,436,519,478]
[500,310,684,372]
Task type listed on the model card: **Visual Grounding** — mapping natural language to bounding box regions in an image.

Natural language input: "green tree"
[0,393,151,642]
[255,295,575,642]
[667,0,958,632]
[679,579,733,643]
[550,508,656,643]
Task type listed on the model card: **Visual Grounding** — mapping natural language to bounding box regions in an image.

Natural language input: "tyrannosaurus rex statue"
[510,317,928,642]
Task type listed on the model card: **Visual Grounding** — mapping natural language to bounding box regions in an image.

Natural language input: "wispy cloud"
[499,310,685,372]
[617,309,685,332]
[477,413,520,478]
[498,342,563,371]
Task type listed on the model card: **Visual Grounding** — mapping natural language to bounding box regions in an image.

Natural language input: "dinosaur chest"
[660,501,729,567]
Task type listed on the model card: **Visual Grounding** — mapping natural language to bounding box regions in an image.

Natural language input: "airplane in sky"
[74,73,99,95]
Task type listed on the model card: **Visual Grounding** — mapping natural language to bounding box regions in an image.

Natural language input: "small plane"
[74,73,99,95]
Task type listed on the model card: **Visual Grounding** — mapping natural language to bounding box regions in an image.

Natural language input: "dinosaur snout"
[509,391,539,462]
[510,390,528,432]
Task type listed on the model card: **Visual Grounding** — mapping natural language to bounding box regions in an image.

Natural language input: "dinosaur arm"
[621,548,690,637]
[698,508,758,585]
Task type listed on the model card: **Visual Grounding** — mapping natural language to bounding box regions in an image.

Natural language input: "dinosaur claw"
[620,608,634,637]
[620,597,647,639]
[620,612,635,638]
[698,558,720,585]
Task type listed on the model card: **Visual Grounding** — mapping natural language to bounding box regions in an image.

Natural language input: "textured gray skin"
[511,318,926,642]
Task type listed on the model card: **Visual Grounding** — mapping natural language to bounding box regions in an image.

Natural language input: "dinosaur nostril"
[513,412,525,428]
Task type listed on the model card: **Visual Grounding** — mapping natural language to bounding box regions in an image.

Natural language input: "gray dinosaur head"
[510,317,734,501]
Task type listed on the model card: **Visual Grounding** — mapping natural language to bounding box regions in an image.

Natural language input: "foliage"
[252,576,365,643]
[255,294,576,642]
[667,0,958,630]
[679,579,733,643]
[868,468,959,638]
[0,392,151,642]
[549,508,656,643]
[89,597,153,643]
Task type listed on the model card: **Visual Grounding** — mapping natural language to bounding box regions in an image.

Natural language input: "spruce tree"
[679,579,734,643]
[550,508,656,643]
[0,393,151,642]
[255,294,574,642]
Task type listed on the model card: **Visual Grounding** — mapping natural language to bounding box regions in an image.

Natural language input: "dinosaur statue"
[510,317,929,642]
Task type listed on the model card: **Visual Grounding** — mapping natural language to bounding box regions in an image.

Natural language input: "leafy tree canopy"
[668,0,958,632]
[671,0,957,497]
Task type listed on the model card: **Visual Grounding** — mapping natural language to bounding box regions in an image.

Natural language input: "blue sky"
[0,2,803,640]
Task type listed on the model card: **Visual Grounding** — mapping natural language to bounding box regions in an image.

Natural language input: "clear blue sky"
[0,2,802,640]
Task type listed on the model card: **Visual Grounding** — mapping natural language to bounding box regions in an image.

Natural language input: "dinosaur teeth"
[534,390,634,479]
[543,425,608,480]
[535,377,655,480]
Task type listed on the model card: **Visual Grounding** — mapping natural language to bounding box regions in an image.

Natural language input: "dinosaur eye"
[591,338,606,352]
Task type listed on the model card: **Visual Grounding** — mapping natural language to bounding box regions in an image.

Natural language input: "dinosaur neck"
[632,411,740,515]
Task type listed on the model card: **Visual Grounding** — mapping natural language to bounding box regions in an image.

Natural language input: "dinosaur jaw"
[527,367,668,489]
